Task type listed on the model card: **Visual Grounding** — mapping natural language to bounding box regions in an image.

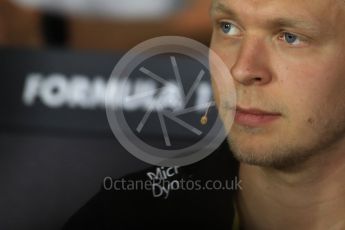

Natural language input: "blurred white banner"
[11,0,186,19]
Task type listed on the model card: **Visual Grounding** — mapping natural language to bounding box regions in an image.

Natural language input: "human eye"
[218,21,241,36]
[278,32,304,46]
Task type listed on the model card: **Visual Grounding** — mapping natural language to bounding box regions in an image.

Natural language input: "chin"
[226,134,314,170]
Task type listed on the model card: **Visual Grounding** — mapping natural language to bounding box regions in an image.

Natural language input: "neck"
[237,140,345,230]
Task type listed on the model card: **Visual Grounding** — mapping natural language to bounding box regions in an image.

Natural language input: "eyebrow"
[269,18,320,34]
[210,2,320,34]
[210,2,239,20]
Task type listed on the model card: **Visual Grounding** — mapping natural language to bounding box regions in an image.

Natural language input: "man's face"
[210,0,345,168]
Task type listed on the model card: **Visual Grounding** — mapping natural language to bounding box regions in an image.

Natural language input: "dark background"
[0,1,214,229]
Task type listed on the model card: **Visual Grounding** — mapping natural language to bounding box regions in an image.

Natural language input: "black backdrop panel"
[0,47,216,230]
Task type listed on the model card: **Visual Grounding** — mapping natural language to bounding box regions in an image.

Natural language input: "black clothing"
[63,142,240,230]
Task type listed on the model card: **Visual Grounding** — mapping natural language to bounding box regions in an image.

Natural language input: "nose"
[231,37,273,86]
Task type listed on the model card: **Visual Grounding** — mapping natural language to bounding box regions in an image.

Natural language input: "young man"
[64,0,345,229]
[211,0,345,229]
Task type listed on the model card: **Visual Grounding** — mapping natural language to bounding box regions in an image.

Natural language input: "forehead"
[212,0,345,10]
[211,0,345,36]
[211,0,343,22]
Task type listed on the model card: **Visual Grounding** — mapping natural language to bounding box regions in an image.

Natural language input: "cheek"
[209,45,237,127]
[210,77,220,108]
[277,58,345,130]
[210,39,238,71]
[210,45,236,102]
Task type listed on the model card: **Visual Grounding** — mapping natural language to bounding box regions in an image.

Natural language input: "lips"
[234,106,281,127]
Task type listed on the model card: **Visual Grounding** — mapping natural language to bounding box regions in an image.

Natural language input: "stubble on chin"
[227,112,345,170]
